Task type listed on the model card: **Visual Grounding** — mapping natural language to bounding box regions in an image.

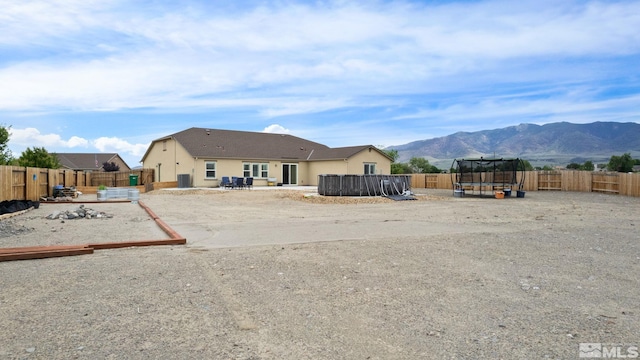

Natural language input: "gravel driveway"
[1,189,638,359]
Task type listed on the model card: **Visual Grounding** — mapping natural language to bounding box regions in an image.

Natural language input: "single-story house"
[141,128,392,187]
[54,153,131,172]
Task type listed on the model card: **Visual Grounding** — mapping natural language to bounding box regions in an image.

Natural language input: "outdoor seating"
[220,176,232,188]
[245,177,253,189]
[234,177,245,189]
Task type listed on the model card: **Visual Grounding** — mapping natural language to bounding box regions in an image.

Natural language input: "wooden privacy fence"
[0,166,154,201]
[411,170,640,197]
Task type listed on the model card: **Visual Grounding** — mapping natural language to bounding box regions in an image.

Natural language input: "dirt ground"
[1,188,639,359]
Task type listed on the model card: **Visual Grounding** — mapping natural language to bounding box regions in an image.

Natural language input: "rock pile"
[0,219,33,238]
[45,205,114,220]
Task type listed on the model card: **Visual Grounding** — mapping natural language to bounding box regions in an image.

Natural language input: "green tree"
[566,163,581,170]
[17,147,61,168]
[0,125,14,165]
[391,162,412,174]
[409,157,441,173]
[582,161,595,171]
[518,160,534,171]
[381,149,399,163]
[382,149,414,174]
[607,153,634,172]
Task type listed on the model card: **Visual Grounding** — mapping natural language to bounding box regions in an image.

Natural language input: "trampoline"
[451,157,525,197]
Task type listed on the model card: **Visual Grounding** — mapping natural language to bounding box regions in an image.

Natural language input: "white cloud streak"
[8,127,149,165]
[0,0,638,114]
[93,136,149,157]
[262,124,291,134]
[9,127,89,148]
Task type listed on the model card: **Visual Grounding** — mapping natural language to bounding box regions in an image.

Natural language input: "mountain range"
[388,122,640,169]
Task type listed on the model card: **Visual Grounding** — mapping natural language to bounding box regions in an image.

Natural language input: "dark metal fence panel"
[317,174,412,196]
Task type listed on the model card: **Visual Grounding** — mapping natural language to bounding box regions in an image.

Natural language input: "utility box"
[177,174,191,188]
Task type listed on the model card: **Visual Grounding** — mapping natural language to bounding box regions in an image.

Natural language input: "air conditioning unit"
[177,174,191,188]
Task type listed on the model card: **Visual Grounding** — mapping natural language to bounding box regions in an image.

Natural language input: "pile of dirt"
[0,219,34,238]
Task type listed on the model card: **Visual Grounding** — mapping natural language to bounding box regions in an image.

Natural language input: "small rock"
[46,211,60,219]
[26,347,35,353]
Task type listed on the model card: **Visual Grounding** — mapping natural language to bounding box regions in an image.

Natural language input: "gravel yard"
[1,188,639,359]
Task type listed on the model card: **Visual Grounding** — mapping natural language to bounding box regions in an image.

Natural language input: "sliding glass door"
[282,163,298,185]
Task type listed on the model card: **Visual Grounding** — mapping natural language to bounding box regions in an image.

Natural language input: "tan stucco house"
[54,153,131,172]
[140,128,392,187]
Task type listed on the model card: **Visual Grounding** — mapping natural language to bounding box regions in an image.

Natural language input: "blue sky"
[2,0,639,167]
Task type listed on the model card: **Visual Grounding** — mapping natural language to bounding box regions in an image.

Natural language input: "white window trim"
[243,162,269,178]
[364,163,377,175]
[205,161,217,179]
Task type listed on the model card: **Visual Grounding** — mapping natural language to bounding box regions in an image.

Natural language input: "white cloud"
[93,136,149,157]
[0,0,638,115]
[9,127,89,148]
[6,127,149,166]
[262,124,291,134]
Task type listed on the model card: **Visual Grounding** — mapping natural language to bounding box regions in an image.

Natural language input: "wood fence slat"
[0,166,155,201]
[2,166,640,200]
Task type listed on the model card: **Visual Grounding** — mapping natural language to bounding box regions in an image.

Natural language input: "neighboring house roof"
[142,128,392,162]
[54,153,130,170]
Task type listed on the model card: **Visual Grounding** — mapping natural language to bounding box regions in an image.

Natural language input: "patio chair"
[245,177,253,189]
[220,176,232,188]
[234,177,245,189]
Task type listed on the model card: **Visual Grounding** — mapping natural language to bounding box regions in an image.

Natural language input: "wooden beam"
[88,238,187,250]
[0,247,94,262]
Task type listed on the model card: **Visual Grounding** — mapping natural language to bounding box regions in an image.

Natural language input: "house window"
[205,161,216,179]
[364,163,376,175]
[243,162,269,178]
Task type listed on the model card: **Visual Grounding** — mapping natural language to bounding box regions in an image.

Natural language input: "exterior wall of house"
[306,150,391,185]
[142,138,193,183]
[192,158,239,187]
[143,140,391,187]
[307,160,349,185]
[191,159,287,187]
[345,149,392,175]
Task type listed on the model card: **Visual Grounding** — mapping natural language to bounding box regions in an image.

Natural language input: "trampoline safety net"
[451,158,525,195]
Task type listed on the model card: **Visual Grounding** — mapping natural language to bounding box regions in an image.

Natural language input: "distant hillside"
[388,122,640,168]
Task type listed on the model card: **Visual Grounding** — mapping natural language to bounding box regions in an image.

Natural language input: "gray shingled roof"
[159,128,385,161]
[54,153,128,170]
